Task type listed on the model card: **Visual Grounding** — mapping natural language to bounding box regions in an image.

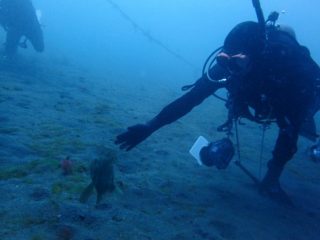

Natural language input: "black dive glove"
[115,123,155,151]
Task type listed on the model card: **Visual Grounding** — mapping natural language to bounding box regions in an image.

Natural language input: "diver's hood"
[223,21,264,57]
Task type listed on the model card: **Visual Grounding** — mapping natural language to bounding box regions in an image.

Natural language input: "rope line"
[105,0,197,70]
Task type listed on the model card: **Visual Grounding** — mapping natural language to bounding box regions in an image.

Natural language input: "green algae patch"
[21,216,48,227]
[27,128,87,159]
[31,235,45,240]
[22,177,35,184]
[51,182,64,195]
[73,161,88,174]
[51,174,87,198]
[26,137,68,159]
[93,116,121,128]
[0,167,28,180]
[0,159,59,180]
[0,127,20,135]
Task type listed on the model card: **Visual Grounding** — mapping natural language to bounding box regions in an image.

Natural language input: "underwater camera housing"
[189,136,235,169]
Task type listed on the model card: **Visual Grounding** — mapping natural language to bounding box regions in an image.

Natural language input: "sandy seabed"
[0,56,319,240]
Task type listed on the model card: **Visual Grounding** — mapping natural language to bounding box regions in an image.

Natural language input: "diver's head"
[216,21,264,75]
[223,21,264,58]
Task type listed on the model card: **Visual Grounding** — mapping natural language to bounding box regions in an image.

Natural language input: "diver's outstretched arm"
[147,77,221,130]
[115,73,224,151]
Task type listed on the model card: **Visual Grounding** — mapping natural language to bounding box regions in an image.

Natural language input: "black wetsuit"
[149,27,320,179]
[0,0,44,56]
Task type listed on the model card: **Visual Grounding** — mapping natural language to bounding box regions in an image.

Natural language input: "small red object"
[61,156,73,175]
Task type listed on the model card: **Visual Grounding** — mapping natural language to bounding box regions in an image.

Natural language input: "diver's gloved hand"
[115,123,154,151]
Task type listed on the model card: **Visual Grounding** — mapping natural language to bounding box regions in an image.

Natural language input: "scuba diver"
[115,1,320,204]
[0,0,44,57]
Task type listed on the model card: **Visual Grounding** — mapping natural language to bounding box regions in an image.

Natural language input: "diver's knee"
[26,28,44,53]
[30,37,44,52]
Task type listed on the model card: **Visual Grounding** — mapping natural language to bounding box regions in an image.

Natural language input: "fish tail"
[96,192,103,204]
[79,182,94,203]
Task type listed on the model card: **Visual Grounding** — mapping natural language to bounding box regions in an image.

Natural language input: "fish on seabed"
[80,146,117,204]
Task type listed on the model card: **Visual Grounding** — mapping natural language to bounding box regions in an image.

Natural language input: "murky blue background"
[17,0,319,86]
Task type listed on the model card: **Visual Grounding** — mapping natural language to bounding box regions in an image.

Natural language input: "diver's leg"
[260,125,298,203]
[4,30,21,56]
[265,127,298,182]
[25,26,44,52]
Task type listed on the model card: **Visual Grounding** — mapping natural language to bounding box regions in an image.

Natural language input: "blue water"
[34,0,320,75]
[1,1,320,239]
